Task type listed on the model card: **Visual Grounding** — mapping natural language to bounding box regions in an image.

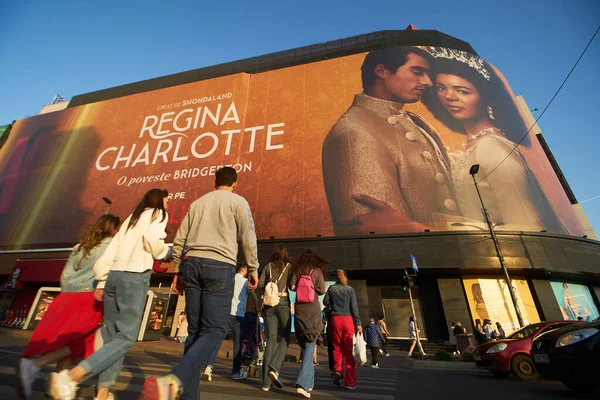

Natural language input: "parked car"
[474,321,580,380]
[531,319,600,394]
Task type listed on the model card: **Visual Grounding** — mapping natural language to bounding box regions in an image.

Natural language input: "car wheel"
[561,376,600,394]
[490,370,509,378]
[510,354,539,381]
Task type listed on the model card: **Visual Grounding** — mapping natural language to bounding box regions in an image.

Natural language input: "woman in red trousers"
[323,269,362,390]
[16,214,120,399]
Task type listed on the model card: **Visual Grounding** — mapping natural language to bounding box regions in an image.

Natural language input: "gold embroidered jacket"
[322,93,460,234]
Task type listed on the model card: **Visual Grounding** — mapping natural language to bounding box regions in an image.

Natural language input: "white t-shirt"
[484,324,496,339]
[449,325,457,345]
[408,321,416,339]
[231,273,249,317]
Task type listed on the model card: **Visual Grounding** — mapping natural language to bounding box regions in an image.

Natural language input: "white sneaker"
[232,370,248,380]
[371,364,379,369]
[296,387,311,398]
[202,366,213,382]
[17,358,40,399]
[385,353,391,357]
[48,370,78,400]
[268,370,283,388]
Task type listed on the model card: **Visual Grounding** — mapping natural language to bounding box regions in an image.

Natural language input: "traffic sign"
[410,254,419,272]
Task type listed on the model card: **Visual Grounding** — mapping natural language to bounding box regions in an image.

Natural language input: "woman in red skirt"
[17,214,120,399]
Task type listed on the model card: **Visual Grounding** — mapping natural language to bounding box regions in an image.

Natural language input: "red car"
[474,321,581,380]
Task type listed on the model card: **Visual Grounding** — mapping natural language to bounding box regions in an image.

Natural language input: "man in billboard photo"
[322,47,461,235]
[420,47,566,233]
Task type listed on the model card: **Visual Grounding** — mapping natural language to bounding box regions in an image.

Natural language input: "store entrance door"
[381,286,427,340]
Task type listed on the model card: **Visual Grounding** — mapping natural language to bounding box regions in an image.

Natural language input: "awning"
[7,259,67,286]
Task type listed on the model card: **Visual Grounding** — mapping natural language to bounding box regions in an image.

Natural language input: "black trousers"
[381,335,389,354]
[370,347,380,365]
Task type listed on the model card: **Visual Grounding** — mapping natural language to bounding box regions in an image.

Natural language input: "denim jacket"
[323,283,361,327]
[61,238,112,292]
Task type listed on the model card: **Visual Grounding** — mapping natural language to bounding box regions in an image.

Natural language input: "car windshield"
[507,323,546,339]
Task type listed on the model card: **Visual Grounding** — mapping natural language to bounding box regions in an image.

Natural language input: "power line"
[580,194,600,204]
[476,25,600,184]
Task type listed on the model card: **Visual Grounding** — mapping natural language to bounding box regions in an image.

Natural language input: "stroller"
[241,313,266,379]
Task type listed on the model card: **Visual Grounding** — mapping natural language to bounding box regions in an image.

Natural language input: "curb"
[409,359,479,372]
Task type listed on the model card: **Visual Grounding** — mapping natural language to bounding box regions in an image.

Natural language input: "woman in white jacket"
[49,189,172,400]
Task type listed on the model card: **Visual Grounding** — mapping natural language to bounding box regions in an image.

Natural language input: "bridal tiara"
[426,47,491,81]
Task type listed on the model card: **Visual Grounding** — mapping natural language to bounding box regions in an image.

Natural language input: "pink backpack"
[296,269,315,304]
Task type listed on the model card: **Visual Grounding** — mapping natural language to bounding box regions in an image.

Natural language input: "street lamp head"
[469,164,480,175]
[102,197,112,205]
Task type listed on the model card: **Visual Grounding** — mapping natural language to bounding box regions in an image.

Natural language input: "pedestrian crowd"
[448,318,507,355]
[15,167,394,400]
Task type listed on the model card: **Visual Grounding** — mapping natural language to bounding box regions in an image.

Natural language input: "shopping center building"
[1,27,598,341]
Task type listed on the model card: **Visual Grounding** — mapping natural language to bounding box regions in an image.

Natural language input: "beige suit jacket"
[322,93,460,235]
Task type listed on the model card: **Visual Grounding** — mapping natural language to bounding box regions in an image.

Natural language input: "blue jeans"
[261,297,291,388]
[206,315,244,374]
[297,339,316,391]
[170,257,235,400]
[79,270,151,388]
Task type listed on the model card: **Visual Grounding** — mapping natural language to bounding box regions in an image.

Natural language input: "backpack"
[296,269,315,304]
[262,263,289,307]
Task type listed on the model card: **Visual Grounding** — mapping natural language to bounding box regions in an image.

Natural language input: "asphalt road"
[0,328,595,399]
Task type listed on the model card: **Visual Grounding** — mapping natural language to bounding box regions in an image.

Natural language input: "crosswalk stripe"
[1,356,399,399]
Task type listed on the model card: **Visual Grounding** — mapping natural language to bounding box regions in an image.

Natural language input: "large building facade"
[1,29,598,340]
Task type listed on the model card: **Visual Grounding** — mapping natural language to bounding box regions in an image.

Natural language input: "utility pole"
[470,165,525,328]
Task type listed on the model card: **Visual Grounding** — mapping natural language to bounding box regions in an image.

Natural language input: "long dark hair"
[127,188,169,231]
[268,244,290,269]
[77,214,120,259]
[420,48,530,146]
[292,249,326,276]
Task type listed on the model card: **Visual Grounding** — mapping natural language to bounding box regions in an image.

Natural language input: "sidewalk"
[408,358,479,372]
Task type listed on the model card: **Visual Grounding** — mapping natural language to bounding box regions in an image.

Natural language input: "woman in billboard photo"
[16,214,120,399]
[48,189,172,400]
[421,47,565,233]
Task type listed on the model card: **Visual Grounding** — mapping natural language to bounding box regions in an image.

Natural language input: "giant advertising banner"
[464,278,540,335]
[549,281,599,322]
[0,46,584,247]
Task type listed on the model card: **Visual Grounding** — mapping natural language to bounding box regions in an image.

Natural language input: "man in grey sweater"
[143,167,259,400]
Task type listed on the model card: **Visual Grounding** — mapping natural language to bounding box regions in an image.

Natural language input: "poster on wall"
[26,288,61,330]
[0,46,584,248]
[463,278,540,335]
[550,282,599,322]
[142,292,170,340]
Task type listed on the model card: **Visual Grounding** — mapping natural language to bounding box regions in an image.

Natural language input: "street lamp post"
[469,164,525,328]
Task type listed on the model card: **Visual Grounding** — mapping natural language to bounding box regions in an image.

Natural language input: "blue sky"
[1,0,599,233]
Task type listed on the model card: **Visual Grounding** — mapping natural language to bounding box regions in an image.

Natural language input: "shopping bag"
[353,332,367,364]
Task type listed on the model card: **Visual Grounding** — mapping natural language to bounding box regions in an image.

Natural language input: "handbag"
[353,331,367,364]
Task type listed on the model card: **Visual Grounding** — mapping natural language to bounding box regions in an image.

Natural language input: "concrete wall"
[438,278,473,334]
[348,279,369,327]
[530,280,563,321]
[252,232,600,282]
